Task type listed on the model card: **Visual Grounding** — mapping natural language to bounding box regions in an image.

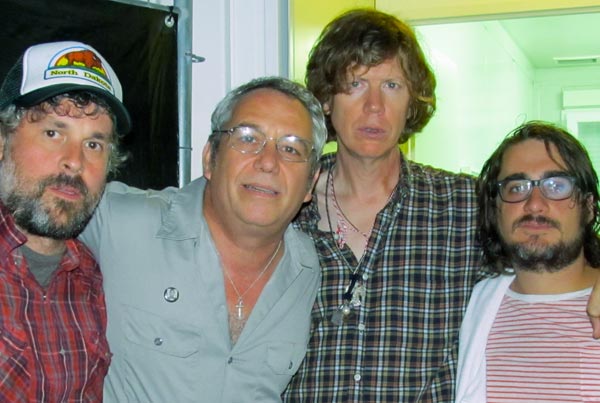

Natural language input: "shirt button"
[362,273,369,281]
[358,323,366,332]
[354,373,361,382]
[154,337,163,346]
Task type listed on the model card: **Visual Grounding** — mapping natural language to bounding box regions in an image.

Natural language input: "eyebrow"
[90,132,111,142]
[499,170,571,181]
[231,122,260,130]
[230,122,303,139]
[47,118,112,142]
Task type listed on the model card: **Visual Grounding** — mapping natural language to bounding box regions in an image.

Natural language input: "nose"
[523,185,548,214]
[364,87,384,114]
[253,138,280,173]
[60,140,84,174]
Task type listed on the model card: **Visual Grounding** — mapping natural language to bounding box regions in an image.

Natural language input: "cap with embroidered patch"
[0,41,131,133]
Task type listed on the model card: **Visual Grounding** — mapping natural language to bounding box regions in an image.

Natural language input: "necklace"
[324,163,398,325]
[222,240,282,321]
[325,166,367,325]
[329,169,371,248]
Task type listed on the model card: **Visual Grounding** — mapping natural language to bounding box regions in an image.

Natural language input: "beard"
[500,214,585,273]
[0,153,103,240]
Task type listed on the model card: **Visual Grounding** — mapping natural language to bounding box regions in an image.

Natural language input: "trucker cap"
[0,41,131,133]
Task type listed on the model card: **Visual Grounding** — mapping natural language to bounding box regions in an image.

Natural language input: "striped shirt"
[285,153,484,402]
[0,202,110,402]
[486,288,600,402]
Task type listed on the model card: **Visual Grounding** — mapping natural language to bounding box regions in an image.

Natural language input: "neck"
[333,149,401,202]
[510,254,599,294]
[22,232,67,256]
[203,184,286,254]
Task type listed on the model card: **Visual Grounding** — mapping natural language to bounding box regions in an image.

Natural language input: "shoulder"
[285,225,321,272]
[69,239,102,279]
[102,181,178,210]
[82,178,206,249]
[471,274,514,297]
[407,160,477,191]
[100,178,205,218]
[404,161,478,216]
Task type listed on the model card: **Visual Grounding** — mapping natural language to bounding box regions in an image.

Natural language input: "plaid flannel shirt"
[0,203,110,402]
[284,153,484,402]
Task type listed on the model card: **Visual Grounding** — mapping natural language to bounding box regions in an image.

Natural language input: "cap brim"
[15,84,132,134]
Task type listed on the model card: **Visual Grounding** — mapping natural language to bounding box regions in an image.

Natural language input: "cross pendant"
[235,299,245,320]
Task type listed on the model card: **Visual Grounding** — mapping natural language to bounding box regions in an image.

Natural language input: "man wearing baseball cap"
[0,40,130,401]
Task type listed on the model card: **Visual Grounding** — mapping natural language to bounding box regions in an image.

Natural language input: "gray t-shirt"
[21,244,62,288]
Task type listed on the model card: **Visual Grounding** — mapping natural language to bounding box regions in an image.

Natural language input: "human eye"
[505,180,529,195]
[235,127,260,144]
[84,140,106,153]
[543,177,572,196]
[44,129,61,139]
[502,179,530,202]
[280,144,301,156]
[345,80,363,92]
[384,81,402,90]
[278,136,311,161]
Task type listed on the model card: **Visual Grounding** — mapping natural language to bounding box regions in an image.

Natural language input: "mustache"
[512,214,560,230]
[39,173,88,197]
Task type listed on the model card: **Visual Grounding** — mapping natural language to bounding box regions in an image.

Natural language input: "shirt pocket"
[122,305,202,358]
[0,325,30,400]
[265,341,307,375]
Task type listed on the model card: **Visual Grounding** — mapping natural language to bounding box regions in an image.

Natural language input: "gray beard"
[0,154,102,240]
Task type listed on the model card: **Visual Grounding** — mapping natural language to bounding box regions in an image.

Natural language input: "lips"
[48,184,83,201]
[243,183,279,197]
[514,215,559,231]
[357,125,388,140]
[41,173,88,202]
[359,126,385,134]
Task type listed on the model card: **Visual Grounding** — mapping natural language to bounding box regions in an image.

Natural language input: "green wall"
[291,3,600,175]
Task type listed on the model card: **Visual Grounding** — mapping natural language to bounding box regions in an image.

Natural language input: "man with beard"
[0,41,131,401]
[456,121,600,403]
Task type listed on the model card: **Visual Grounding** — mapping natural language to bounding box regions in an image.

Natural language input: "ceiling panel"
[500,12,600,68]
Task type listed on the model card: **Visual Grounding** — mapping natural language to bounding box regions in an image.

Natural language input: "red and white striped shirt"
[486,287,600,402]
[0,203,110,402]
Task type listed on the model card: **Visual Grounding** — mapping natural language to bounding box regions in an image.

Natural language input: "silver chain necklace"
[221,240,282,321]
[325,166,367,325]
[324,164,398,325]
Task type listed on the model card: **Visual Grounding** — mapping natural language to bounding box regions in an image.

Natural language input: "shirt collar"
[0,201,88,273]
[0,201,29,255]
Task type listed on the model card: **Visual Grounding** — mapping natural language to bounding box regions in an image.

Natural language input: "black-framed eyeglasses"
[214,125,314,163]
[496,176,576,203]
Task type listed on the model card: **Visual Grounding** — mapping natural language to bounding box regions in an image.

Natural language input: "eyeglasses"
[214,125,314,163]
[496,176,576,203]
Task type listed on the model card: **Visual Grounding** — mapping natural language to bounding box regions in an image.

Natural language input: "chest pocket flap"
[122,305,202,358]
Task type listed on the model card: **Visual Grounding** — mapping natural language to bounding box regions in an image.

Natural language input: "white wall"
[189,0,287,180]
[149,0,286,181]
[535,65,600,125]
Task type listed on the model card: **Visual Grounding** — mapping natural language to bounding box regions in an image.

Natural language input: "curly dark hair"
[0,91,127,175]
[305,8,436,143]
[477,121,600,274]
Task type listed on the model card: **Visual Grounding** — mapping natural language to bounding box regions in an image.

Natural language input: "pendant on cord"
[330,273,365,325]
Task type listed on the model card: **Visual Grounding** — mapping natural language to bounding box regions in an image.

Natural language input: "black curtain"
[0,0,179,189]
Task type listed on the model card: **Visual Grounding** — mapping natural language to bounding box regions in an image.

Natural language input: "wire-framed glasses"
[496,176,576,203]
[214,125,314,163]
